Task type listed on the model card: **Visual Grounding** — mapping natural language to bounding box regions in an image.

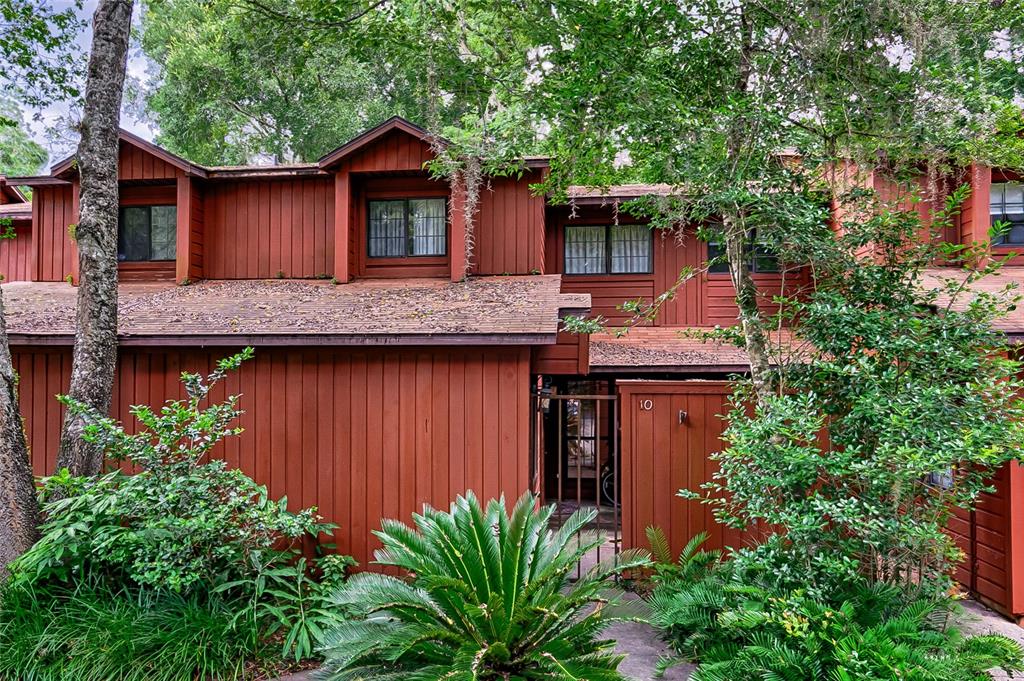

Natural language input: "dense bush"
[684,189,1024,599]
[647,533,1024,681]
[319,492,650,681]
[0,350,351,679]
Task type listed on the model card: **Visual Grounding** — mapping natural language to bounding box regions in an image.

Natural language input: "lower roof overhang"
[8,332,556,348]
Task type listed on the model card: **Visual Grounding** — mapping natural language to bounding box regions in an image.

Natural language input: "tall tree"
[0,97,47,177]
[138,0,468,163]
[56,0,134,477]
[0,0,85,573]
[364,0,1024,401]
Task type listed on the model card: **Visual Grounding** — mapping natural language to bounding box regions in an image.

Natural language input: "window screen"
[368,198,447,257]
[610,224,652,273]
[707,229,779,274]
[990,182,1024,245]
[564,225,607,274]
[118,205,177,262]
[565,224,650,274]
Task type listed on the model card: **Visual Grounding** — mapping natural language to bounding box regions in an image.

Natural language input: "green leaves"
[320,491,650,680]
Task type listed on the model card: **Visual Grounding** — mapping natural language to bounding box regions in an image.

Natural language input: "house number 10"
[639,399,654,411]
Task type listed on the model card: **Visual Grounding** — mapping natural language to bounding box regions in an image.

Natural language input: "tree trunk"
[723,214,775,400]
[723,1,775,403]
[0,286,38,577]
[56,0,133,477]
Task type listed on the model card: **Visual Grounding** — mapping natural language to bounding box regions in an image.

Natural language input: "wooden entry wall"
[618,380,749,557]
[13,345,532,568]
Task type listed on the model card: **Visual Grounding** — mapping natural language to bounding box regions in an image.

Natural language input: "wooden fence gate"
[618,380,750,558]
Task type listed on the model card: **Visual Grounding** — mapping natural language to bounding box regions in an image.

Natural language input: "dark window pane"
[118,207,151,262]
[752,245,780,273]
[409,198,446,256]
[991,183,1024,245]
[368,200,407,257]
[610,224,651,273]
[565,225,606,274]
[150,206,177,260]
[707,240,729,273]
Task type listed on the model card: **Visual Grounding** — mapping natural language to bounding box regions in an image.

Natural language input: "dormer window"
[990,182,1024,245]
[118,205,176,261]
[564,224,652,274]
[367,198,447,258]
[707,229,779,274]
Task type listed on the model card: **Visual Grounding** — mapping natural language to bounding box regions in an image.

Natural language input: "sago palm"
[317,491,650,680]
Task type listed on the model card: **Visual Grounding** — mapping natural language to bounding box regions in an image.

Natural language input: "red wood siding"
[547,208,800,327]
[619,381,759,557]
[531,331,588,375]
[119,141,179,181]
[473,172,546,275]
[342,129,434,173]
[32,184,77,282]
[204,178,334,279]
[350,176,450,278]
[14,345,532,568]
[0,223,33,281]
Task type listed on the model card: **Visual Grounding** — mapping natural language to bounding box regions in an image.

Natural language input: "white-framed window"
[564,224,652,274]
[990,182,1024,245]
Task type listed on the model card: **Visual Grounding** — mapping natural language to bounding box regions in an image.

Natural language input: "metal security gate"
[532,384,620,575]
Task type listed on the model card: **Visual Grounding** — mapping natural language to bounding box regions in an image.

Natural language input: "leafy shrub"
[14,349,329,593]
[0,349,352,677]
[685,190,1024,598]
[319,491,651,680]
[648,546,1024,681]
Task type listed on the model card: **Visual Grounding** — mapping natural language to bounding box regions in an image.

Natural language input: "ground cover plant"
[647,534,1024,681]
[0,349,351,680]
[319,491,650,681]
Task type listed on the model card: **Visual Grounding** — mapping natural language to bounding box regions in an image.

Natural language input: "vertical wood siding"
[0,223,33,281]
[32,184,77,282]
[547,208,802,331]
[14,345,532,568]
[343,130,434,173]
[618,381,756,556]
[204,178,334,279]
[473,173,546,275]
[119,142,179,181]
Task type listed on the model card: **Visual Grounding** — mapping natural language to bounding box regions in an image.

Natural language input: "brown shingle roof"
[921,267,1024,334]
[0,203,31,220]
[3,276,590,346]
[589,328,801,371]
[560,184,676,205]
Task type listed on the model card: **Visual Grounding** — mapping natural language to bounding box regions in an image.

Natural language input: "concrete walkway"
[275,599,1022,681]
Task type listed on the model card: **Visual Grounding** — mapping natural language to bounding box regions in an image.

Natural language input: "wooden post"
[334,167,350,283]
[175,173,191,284]
[450,177,467,282]
[70,180,80,285]
[1007,460,1024,619]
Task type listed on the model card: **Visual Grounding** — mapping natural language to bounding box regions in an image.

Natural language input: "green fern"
[319,491,651,680]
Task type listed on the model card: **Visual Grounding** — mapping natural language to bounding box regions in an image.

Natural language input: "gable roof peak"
[317,116,443,169]
[49,128,208,178]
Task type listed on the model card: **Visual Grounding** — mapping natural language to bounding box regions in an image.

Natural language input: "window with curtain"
[118,205,176,262]
[367,197,447,257]
[707,229,780,274]
[564,224,651,274]
[990,182,1024,245]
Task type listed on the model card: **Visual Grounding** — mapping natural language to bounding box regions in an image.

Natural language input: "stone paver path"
[275,598,1023,681]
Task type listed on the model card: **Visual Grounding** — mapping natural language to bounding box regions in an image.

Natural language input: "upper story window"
[118,205,176,262]
[707,230,780,274]
[564,224,652,275]
[990,182,1024,245]
[368,198,447,258]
